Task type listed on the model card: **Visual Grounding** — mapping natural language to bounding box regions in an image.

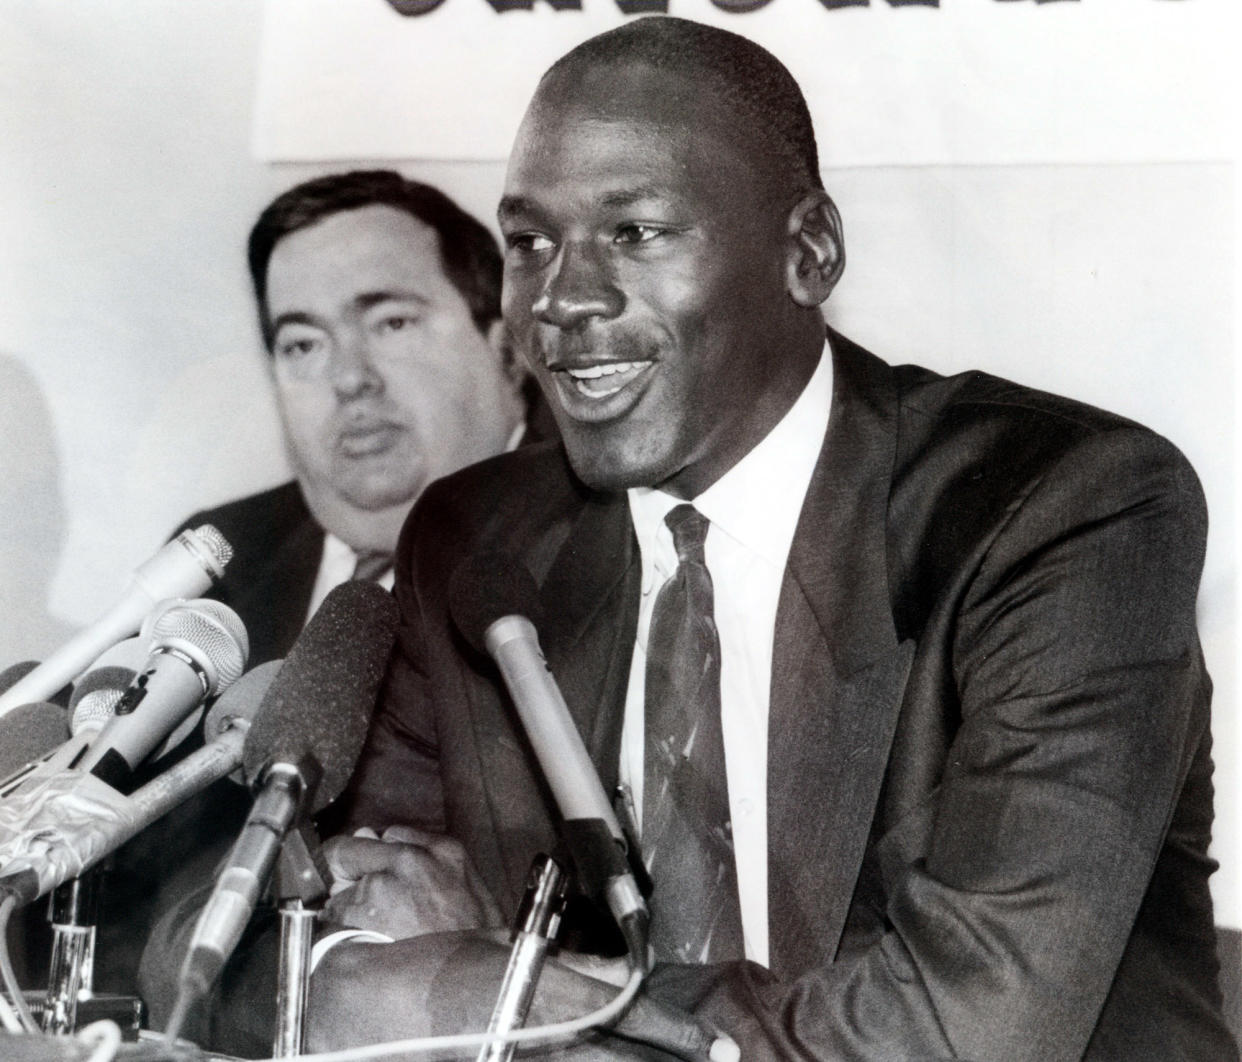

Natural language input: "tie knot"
[665,504,709,564]
[351,549,393,583]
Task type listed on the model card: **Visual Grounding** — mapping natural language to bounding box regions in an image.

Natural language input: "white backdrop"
[0,0,1237,929]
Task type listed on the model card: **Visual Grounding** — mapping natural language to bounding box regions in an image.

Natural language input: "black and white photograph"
[0,1,1238,1059]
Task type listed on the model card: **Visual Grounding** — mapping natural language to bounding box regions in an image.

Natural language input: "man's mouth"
[562,360,653,398]
[338,422,401,457]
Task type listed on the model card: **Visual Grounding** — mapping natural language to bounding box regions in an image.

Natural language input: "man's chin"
[562,443,672,495]
[337,480,424,514]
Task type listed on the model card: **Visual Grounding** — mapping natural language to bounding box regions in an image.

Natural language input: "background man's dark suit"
[175,481,323,669]
[332,334,1234,1061]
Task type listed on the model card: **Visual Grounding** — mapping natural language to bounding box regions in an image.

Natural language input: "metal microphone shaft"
[478,854,567,1062]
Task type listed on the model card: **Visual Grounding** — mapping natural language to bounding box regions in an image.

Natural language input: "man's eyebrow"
[499,187,673,222]
[596,187,673,210]
[270,310,320,334]
[497,196,533,222]
[354,290,430,312]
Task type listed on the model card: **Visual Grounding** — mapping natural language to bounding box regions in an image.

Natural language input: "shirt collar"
[628,338,833,591]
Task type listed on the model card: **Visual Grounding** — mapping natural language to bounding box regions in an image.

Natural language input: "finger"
[380,825,461,862]
[324,836,412,881]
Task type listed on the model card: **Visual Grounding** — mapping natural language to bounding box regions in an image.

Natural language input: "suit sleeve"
[643,428,1217,1061]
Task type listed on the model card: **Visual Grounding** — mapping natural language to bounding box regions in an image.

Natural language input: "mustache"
[533,329,657,368]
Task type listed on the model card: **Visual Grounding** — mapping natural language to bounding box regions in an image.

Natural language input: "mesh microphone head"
[185,523,234,577]
[0,702,70,778]
[242,581,398,812]
[448,551,544,654]
[149,599,249,694]
[69,667,136,735]
[140,599,185,642]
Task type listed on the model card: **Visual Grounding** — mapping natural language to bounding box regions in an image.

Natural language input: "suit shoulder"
[172,481,317,578]
[174,481,308,541]
[397,443,589,582]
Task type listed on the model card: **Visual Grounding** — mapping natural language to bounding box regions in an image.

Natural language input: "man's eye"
[614,224,665,245]
[505,232,554,254]
[377,315,418,334]
[275,336,321,359]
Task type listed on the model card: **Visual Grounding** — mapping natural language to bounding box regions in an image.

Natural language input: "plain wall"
[0,1,1236,932]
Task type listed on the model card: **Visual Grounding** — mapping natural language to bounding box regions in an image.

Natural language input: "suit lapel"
[538,489,639,790]
[767,334,915,979]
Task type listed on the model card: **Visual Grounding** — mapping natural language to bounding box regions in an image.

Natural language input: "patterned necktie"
[350,549,392,583]
[642,504,744,964]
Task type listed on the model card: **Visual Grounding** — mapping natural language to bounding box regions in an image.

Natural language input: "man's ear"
[785,191,845,308]
[485,318,527,392]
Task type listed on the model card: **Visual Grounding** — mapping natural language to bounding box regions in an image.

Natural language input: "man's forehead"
[506,66,742,199]
[523,58,720,143]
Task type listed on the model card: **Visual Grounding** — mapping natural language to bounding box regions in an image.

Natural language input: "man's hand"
[308,931,726,1060]
[322,825,504,939]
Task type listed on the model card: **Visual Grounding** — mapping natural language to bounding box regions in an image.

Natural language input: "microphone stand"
[271,825,330,1058]
[42,871,99,1034]
[477,854,567,1062]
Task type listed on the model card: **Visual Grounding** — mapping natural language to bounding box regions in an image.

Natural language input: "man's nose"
[330,330,383,397]
[532,242,623,330]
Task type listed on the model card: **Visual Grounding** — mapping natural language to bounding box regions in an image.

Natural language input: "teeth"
[566,361,647,380]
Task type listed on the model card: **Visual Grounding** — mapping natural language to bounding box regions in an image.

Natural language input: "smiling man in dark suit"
[152,17,1233,1061]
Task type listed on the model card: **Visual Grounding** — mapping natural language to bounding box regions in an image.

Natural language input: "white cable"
[0,987,24,1034]
[0,894,39,1033]
[78,1018,124,1062]
[278,965,644,1062]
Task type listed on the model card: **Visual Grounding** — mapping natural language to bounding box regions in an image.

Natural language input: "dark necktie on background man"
[642,504,745,964]
[351,549,392,583]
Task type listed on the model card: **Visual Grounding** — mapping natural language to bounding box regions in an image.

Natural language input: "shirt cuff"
[310,929,394,974]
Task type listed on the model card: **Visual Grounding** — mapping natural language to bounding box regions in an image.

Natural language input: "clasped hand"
[322,824,505,939]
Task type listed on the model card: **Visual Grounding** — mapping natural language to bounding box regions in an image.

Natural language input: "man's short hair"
[544,16,823,200]
[247,169,503,350]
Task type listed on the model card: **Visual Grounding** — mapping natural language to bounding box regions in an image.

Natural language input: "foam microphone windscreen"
[0,662,72,709]
[448,552,544,653]
[204,659,283,742]
[0,662,40,697]
[241,581,398,811]
[0,702,70,779]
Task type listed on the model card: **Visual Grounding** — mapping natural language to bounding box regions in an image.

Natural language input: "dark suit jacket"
[335,334,1233,1061]
[174,481,325,668]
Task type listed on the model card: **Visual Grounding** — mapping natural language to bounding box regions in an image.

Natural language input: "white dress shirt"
[621,342,833,967]
[304,533,396,624]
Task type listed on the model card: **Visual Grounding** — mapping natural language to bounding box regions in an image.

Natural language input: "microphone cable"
[0,892,39,1033]
[274,960,646,1062]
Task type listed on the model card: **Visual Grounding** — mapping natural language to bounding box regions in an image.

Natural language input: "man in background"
[98,170,540,1005]
[176,169,535,666]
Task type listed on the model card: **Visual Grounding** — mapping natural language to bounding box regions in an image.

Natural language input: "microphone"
[0,641,146,800]
[0,660,279,909]
[175,581,398,1005]
[448,553,648,962]
[76,600,248,793]
[0,525,234,717]
[67,637,147,737]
